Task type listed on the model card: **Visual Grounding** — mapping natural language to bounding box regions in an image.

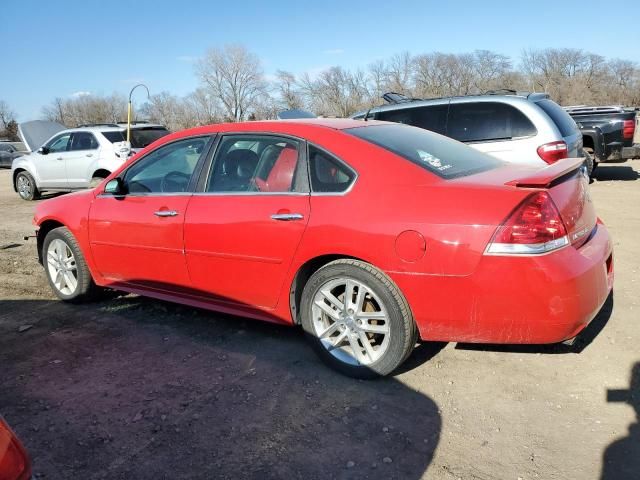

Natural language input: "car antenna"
[363,107,373,121]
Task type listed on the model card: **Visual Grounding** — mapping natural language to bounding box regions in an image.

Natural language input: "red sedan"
[0,417,31,480]
[33,119,613,378]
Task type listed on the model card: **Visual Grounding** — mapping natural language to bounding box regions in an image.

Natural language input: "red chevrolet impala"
[33,119,613,377]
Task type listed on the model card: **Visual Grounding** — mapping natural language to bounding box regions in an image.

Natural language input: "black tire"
[15,171,40,201]
[300,259,418,379]
[42,227,102,303]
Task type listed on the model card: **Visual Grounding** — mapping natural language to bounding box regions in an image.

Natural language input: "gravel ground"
[0,163,639,479]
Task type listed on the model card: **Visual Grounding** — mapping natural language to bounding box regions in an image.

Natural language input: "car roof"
[116,122,167,129]
[354,92,551,117]
[62,126,125,134]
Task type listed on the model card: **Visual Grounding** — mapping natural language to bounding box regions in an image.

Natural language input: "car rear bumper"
[391,221,614,344]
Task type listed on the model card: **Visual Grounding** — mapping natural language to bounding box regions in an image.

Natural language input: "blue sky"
[2,0,639,119]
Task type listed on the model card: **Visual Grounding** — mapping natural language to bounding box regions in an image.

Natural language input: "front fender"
[10,156,37,191]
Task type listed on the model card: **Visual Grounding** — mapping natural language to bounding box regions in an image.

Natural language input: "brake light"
[0,419,31,480]
[485,191,569,255]
[537,141,568,164]
[623,119,635,140]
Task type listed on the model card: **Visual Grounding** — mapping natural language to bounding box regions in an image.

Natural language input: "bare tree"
[0,100,19,140]
[274,70,304,110]
[196,44,268,121]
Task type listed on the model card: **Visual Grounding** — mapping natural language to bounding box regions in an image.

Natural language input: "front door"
[36,133,72,188]
[89,136,211,289]
[184,134,310,309]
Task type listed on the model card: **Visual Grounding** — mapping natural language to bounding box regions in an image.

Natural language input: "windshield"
[345,124,502,179]
[536,99,579,137]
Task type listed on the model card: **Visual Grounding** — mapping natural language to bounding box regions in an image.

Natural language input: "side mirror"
[38,146,50,155]
[103,178,126,195]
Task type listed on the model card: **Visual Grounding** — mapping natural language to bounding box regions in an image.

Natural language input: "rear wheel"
[300,259,417,379]
[43,227,102,302]
[16,171,39,201]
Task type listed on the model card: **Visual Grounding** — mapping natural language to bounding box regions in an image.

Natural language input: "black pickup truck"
[564,106,639,169]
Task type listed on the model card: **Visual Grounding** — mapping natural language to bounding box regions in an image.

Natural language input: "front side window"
[346,123,502,180]
[447,102,537,142]
[124,137,208,194]
[207,135,304,193]
[0,144,14,152]
[70,132,99,151]
[45,134,71,153]
[308,145,355,193]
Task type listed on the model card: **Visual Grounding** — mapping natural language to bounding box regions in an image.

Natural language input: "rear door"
[36,133,72,187]
[184,134,310,309]
[89,136,212,288]
[67,131,100,187]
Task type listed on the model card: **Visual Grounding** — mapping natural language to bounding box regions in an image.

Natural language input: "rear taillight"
[537,141,568,164]
[0,419,31,480]
[485,191,569,255]
[623,119,635,140]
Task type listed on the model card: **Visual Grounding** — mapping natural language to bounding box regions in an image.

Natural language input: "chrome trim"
[191,191,309,197]
[484,236,569,256]
[271,213,304,221]
[154,210,178,217]
[96,192,193,198]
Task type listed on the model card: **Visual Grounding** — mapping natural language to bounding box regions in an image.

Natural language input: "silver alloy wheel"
[311,277,390,366]
[46,238,78,296]
[17,175,32,199]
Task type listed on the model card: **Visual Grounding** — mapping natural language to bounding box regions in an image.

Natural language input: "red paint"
[33,119,613,345]
[0,418,31,480]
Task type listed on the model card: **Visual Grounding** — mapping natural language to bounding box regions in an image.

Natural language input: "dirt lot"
[1,163,639,480]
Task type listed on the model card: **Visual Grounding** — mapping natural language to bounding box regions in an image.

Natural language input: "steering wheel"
[161,171,191,193]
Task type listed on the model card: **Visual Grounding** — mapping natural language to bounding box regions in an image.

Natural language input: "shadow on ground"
[455,291,613,355]
[593,165,639,182]
[602,361,640,479]
[0,297,441,479]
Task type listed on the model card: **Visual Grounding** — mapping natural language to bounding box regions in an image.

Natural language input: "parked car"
[564,105,639,168]
[0,417,32,480]
[0,143,24,168]
[11,124,132,200]
[353,91,589,172]
[32,119,613,378]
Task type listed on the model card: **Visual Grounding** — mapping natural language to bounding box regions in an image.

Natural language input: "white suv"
[12,125,131,200]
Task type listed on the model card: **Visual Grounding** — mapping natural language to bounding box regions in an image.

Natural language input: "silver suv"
[353,91,584,171]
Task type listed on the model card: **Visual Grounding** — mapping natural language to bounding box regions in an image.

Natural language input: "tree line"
[2,45,639,135]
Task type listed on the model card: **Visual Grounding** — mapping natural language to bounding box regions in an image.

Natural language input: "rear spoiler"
[505,158,584,188]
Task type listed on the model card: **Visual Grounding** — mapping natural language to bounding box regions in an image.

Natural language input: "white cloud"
[322,48,344,55]
[70,91,91,98]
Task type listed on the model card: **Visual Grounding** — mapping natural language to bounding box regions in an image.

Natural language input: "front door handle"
[154,210,178,217]
[271,213,304,221]
[56,157,64,161]
[86,153,93,157]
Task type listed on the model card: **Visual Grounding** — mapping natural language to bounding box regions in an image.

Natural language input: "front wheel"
[16,171,39,200]
[300,259,417,379]
[43,227,101,302]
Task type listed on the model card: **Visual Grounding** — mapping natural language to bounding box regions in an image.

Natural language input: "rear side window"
[70,132,99,151]
[345,124,502,179]
[130,128,170,149]
[376,105,448,135]
[447,102,537,142]
[308,145,355,193]
[536,99,579,137]
[102,131,127,143]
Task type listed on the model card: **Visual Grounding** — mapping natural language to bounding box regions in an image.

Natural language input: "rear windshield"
[345,124,502,179]
[101,128,170,149]
[536,99,578,137]
[129,127,170,149]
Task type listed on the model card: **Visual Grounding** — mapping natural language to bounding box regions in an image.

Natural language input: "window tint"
[207,136,304,193]
[0,144,14,152]
[447,102,537,142]
[129,128,170,149]
[124,137,207,193]
[70,132,99,151]
[346,124,502,180]
[102,131,127,143]
[536,99,579,137]
[308,145,355,193]
[377,104,448,135]
[45,134,71,153]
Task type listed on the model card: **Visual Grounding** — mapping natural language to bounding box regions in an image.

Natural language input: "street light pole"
[127,83,150,143]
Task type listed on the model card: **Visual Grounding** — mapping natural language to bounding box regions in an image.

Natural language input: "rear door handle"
[86,153,93,157]
[56,157,64,161]
[154,210,178,217]
[271,213,304,221]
